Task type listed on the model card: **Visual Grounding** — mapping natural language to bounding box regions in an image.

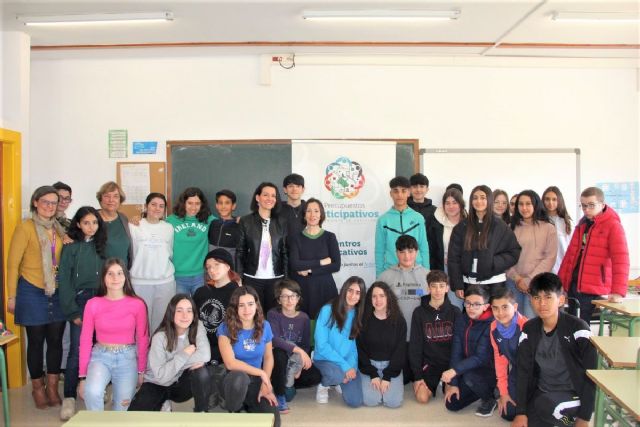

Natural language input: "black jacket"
[426,215,445,271]
[236,212,288,277]
[447,216,521,291]
[408,198,436,224]
[515,311,597,421]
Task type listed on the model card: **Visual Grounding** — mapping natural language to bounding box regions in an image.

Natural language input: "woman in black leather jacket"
[236,182,288,312]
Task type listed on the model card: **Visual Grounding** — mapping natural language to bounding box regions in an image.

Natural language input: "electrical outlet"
[271,54,294,63]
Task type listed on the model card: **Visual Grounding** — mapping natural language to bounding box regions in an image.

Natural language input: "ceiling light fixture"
[302,9,460,22]
[552,11,639,22]
[16,11,174,26]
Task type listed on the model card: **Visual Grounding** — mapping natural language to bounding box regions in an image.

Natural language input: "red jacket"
[558,205,629,297]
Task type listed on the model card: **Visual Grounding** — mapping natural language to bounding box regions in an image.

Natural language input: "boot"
[46,373,62,406]
[31,377,49,409]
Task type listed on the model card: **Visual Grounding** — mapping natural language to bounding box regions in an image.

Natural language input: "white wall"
[28,49,640,272]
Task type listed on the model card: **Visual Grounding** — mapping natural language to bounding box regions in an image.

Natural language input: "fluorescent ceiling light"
[16,11,174,26]
[302,10,460,22]
[552,11,639,22]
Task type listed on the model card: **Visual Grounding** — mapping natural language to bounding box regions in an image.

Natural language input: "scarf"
[32,213,65,296]
[496,312,519,340]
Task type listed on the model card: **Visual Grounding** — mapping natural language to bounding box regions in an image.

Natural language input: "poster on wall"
[596,181,639,214]
[108,129,128,158]
[292,140,396,286]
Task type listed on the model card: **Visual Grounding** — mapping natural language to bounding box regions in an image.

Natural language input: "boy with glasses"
[53,181,73,231]
[441,284,497,417]
[557,187,629,323]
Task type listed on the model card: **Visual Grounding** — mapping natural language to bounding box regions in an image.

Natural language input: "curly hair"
[172,187,211,223]
[224,286,264,345]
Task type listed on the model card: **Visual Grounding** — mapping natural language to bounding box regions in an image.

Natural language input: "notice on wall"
[109,129,128,158]
[132,141,158,155]
[597,181,639,214]
[120,163,150,205]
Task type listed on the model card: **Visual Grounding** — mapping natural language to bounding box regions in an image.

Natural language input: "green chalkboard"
[167,140,417,216]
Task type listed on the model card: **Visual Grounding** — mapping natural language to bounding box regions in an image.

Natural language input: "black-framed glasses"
[279,294,300,301]
[579,202,601,210]
[463,302,485,309]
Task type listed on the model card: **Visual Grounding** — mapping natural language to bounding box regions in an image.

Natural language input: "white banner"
[292,140,397,286]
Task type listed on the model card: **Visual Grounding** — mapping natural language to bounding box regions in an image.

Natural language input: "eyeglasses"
[579,202,601,210]
[59,196,72,203]
[463,302,485,309]
[39,200,58,207]
[279,294,300,301]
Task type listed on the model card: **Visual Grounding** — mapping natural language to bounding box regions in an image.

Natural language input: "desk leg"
[629,317,639,337]
[594,386,605,427]
[0,347,9,427]
[598,310,607,336]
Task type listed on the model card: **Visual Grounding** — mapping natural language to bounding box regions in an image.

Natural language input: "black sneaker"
[475,398,497,417]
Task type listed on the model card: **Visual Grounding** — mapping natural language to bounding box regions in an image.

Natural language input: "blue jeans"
[506,279,535,319]
[175,274,204,296]
[84,345,138,411]
[360,360,403,408]
[314,360,363,408]
[64,288,96,398]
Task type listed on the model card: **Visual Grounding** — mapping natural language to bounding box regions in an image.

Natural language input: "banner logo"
[324,156,365,199]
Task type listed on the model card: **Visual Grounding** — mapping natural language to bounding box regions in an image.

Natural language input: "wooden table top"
[0,335,18,347]
[64,411,274,427]
[590,336,640,368]
[593,299,640,317]
[587,370,640,421]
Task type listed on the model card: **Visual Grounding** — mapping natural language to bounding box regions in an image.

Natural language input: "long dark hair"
[542,186,573,234]
[464,185,494,251]
[172,187,211,222]
[225,286,264,345]
[511,189,551,229]
[97,258,138,298]
[327,276,366,339]
[363,281,402,328]
[155,294,198,352]
[67,206,107,257]
[442,188,468,220]
[492,189,511,224]
[142,192,167,219]
[249,182,281,216]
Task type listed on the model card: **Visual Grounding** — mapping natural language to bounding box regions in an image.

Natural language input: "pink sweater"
[79,296,149,376]
[507,221,558,286]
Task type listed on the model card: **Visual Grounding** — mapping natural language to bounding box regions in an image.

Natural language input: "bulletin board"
[116,162,166,219]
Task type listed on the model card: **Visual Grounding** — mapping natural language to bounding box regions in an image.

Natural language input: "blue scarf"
[496,312,519,339]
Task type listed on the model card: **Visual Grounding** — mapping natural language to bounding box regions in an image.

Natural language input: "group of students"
[6,169,630,426]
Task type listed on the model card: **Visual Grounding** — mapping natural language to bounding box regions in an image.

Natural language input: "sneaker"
[160,400,172,412]
[316,385,330,404]
[60,397,76,421]
[475,398,497,417]
[276,395,290,414]
[334,385,342,395]
[284,386,297,402]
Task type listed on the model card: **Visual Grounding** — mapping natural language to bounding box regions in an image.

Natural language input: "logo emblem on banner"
[324,156,365,199]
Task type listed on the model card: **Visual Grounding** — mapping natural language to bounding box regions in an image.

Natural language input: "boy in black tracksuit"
[208,189,241,259]
[513,272,597,427]
[409,270,461,404]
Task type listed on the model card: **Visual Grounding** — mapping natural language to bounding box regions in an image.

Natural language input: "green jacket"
[58,240,104,321]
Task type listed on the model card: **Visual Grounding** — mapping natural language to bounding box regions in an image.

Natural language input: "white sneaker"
[334,385,342,395]
[161,400,172,412]
[60,397,76,421]
[316,385,330,404]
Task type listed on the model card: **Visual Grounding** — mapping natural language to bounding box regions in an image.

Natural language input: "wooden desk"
[587,370,640,427]
[590,336,640,369]
[592,299,640,336]
[63,411,274,427]
[0,335,18,427]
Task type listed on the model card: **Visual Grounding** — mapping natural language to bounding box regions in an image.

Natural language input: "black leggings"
[25,321,66,378]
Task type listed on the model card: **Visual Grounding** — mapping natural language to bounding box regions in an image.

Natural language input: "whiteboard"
[421,148,581,222]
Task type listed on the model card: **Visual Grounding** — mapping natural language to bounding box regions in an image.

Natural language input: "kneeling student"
[490,286,527,421]
[512,272,596,427]
[409,270,461,404]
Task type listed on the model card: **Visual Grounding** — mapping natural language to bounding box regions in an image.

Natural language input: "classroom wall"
[27,48,640,273]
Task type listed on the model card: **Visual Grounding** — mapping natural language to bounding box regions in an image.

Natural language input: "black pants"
[128,366,212,412]
[527,390,581,427]
[445,378,482,412]
[568,281,600,324]
[242,276,280,313]
[271,348,321,395]
[223,371,280,427]
[25,321,66,378]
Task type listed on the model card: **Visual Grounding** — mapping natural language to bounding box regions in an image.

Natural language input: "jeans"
[222,371,280,427]
[315,360,363,408]
[84,345,138,411]
[507,278,535,319]
[360,360,403,408]
[175,274,204,296]
[64,288,96,398]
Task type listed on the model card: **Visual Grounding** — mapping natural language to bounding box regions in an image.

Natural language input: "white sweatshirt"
[129,219,175,286]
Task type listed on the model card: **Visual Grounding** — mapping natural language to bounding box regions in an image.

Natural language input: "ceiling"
[2,1,639,59]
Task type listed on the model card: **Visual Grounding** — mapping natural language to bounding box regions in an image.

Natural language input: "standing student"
[357,282,407,408]
[166,187,216,296]
[58,206,107,420]
[542,186,573,274]
[409,270,461,405]
[7,186,66,409]
[288,198,341,319]
[509,194,518,217]
[78,258,149,411]
[267,279,321,413]
[129,192,175,332]
[52,181,73,231]
[280,173,307,237]
[375,176,429,276]
[408,173,436,229]
[237,182,288,313]
[506,190,558,318]
[493,189,511,224]
[128,294,213,412]
[447,185,521,299]
[96,181,133,266]
[217,287,281,427]
[513,273,597,427]
[489,286,527,422]
[208,189,241,260]
[427,188,467,309]
[313,277,366,408]
[442,285,496,417]
[557,187,630,323]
